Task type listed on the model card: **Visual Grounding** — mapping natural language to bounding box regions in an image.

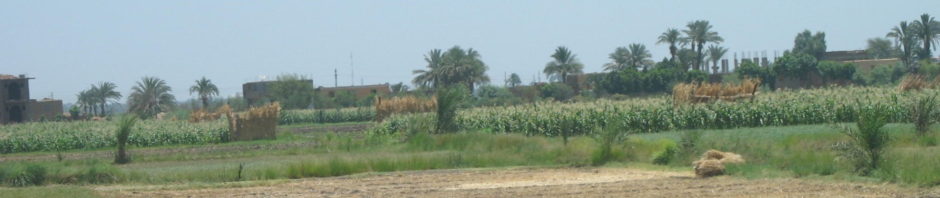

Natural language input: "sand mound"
[693,150,745,177]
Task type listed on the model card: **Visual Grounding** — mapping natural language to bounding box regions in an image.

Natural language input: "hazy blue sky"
[1,0,937,103]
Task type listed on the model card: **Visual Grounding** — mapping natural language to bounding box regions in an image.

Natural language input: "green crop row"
[279,108,375,125]
[0,120,228,154]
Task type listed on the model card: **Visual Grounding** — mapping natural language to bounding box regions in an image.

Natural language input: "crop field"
[279,108,375,125]
[0,120,228,154]
[376,86,928,136]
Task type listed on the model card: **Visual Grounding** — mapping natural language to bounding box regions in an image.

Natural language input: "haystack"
[226,102,280,141]
[189,104,233,123]
[898,74,929,92]
[374,96,436,121]
[673,78,761,105]
[692,149,745,177]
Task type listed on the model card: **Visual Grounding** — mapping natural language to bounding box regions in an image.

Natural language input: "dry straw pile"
[673,78,761,105]
[226,102,280,141]
[898,74,933,92]
[692,150,745,177]
[189,104,233,123]
[374,96,436,121]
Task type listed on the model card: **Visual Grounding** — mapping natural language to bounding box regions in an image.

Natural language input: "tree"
[913,13,940,60]
[604,47,630,72]
[866,37,897,59]
[772,52,818,79]
[683,20,723,71]
[412,46,489,92]
[657,28,683,61]
[626,43,653,71]
[269,74,314,109]
[793,30,827,59]
[544,46,584,84]
[93,82,122,117]
[706,45,729,73]
[189,77,219,111]
[888,21,920,70]
[506,73,522,87]
[676,48,697,70]
[114,114,137,164]
[390,82,408,94]
[76,90,94,117]
[127,77,176,119]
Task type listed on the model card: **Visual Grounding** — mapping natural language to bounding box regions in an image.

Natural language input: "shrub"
[679,130,703,156]
[652,143,678,165]
[114,115,138,164]
[772,52,818,79]
[591,126,625,166]
[838,102,890,175]
[540,83,575,101]
[911,94,938,136]
[435,86,467,133]
[817,61,856,83]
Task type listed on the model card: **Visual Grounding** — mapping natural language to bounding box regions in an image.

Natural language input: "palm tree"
[127,77,176,119]
[603,47,630,72]
[412,46,489,92]
[626,43,653,71]
[412,49,443,89]
[913,13,940,60]
[76,90,94,117]
[707,45,729,73]
[888,21,920,69]
[683,20,724,71]
[657,28,682,61]
[544,46,584,83]
[93,82,122,116]
[189,77,219,111]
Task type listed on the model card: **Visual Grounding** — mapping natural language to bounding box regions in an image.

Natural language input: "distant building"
[0,74,63,124]
[316,84,391,99]
[822,50,870,62]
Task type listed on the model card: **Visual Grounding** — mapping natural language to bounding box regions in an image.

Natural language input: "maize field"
[278,108,375,125]
[375,86,930,136]
[0,120,228,154]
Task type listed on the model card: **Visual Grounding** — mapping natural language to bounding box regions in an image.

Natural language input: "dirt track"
[107,167,936,198]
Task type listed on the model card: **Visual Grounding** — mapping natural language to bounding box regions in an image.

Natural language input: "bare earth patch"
[104,167,937,198]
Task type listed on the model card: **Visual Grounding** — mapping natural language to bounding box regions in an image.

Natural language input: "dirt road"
[106,167,935,198]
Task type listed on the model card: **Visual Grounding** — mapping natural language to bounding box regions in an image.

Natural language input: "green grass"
[0,186,101,198]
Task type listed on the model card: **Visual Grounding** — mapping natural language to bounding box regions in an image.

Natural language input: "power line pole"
[350,53,355,86]
[334,68,338,87]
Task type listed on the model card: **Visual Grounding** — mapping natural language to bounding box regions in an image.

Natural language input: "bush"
[591,126,625,166]
[772,52,818,79]
[736,61,776,89]
[817,61,856,82]
[652,143,678,165]
[540,83,575,101]
[911,94,938,136]
[435,86,467,133]
[838,102,890,175]
[114,115,139,164]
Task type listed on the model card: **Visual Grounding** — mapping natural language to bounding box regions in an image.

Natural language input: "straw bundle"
[226,102,280,141]
[692,149,745,177]
[374,96,436,121]
[189,104,233,123]
[898,74,928,92]
[673,78,761,105]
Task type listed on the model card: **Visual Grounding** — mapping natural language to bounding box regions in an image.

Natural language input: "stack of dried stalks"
[189,104,233,123]
[898,74,929,92]
[226,102,280,141]
[673,78,761,105]
[375,96,437,121]
[692,150,745,177]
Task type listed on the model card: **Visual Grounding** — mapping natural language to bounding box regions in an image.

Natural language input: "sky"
[1,0,938,103]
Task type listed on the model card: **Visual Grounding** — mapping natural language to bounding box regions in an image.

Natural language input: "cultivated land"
[4,87,940,197]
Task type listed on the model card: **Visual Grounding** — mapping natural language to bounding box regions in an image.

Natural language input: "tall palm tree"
[707,45,729,73]
[683,20,724,71]
[412,46,489,91]
[189,77,219,111]
[603,47,630,72]
[412,49,443,89]
[657,28,682,61]
[506,73,522,87]
[626,43,653,71]
[888,21,920,69]
[93,82,122,116]
[127,77,176,119]
[544,46,584,83]
[76,90,94,117]
[913,13,940,60]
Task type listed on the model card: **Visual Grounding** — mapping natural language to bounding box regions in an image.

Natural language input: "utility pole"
[350,53,355,86]
[334,68,338,87]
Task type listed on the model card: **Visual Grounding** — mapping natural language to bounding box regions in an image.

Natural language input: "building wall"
[0,78,30,124]
[27,100,63,121]
[317,84,391,99]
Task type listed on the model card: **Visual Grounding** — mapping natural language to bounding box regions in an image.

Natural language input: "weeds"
[114,115,139,164]
[911,94,938,136]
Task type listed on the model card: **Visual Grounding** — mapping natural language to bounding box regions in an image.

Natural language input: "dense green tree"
[888,21,920,70]
[866,37,897,59]
[793,30,827,59]
[506,73,522,87]
[189,77,219,111]
[913,13,940,60]
[676,48,697,70]
[412,46,489,92]
[657,28,683,61]
[127,77,176,119]
[269,74,315,109]
[683,20,723,71]
[544,46,584,84]
[772,52,818,79]
[706,45,728,73]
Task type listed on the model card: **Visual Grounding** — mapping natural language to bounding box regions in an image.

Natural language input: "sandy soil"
[105,167,937,198]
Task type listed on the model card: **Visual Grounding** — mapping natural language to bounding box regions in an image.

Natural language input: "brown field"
[103,167,938,198]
